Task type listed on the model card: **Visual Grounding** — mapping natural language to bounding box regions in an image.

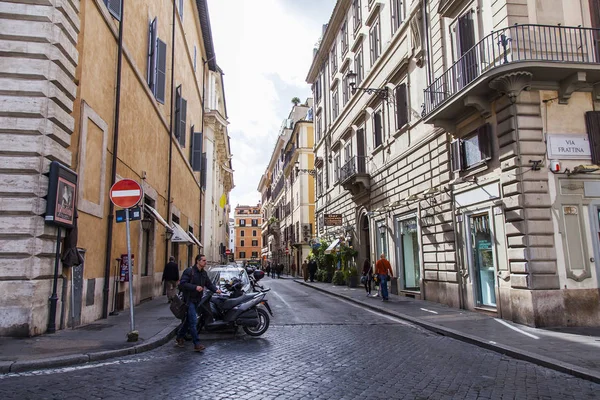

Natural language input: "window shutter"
[451,139,463,172]
[458,13,475,55]
[179,98,187,147]
[374,112,382,147]
[478,123,492,160]
[191,131,203,171]
[396,83,408,128]
[105,0,122,20]
[200,153,207,189]
[585,111,600,164]
[178,0,184,19]
[175,86,182,138]
[155,39,167,103]
[147,18,157,90]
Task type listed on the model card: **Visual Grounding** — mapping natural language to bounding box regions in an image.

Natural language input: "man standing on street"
[175,254,221,352]
[308,258,318,282]
[302,260,309,282]
[162,256,179,303]
[375,253,393,301]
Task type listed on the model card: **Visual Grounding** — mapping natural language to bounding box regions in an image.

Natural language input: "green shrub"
[315,269,327,282]
[332,270,346,285]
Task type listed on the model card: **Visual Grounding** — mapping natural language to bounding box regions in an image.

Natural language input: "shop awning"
[145,205,172,231]
[171,222,193,244]
[187,231,203,248]
[324,238,340,254]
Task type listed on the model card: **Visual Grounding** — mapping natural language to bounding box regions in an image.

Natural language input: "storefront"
[394,215,421,292]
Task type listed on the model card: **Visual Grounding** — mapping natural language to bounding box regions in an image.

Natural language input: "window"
[251,252,258,258]
[239,219,246,227]
[253,230,257,236]
[354,46,364,87]
[451,124,492,171]
[395,83,408,129]
[241,240,245,247]
[342,71,349,106]
[455,11,477,88]
[334,152,340,182]
[252,240,258,246]
[332,88,339,120]
[330,46,337,77]
[373,110,383,148]
[240,230,245,236]
[314,74,322,104]
[391,0,404,33]
[191,130,203,171]
[147,18,167,104]
[341,19,349,55]
[239,251,246,259]
[352,0,362,32]
[369,17,381,66]
[193,45,197,72]
[251,219,258,226]
[103,0,121,20]
[316,115,322,142]
[175,85,187,147]
[467,213,496,307]
[344,142,352,163]
[178,0,184,20]
[317,170,323,197]
[395,217,420,291]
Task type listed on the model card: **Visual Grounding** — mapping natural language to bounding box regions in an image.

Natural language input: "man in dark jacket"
[162,256,179,303]
[308,259,318,282]
[175,254,221,352]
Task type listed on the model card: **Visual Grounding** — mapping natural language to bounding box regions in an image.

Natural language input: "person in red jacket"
[375,253,393,301]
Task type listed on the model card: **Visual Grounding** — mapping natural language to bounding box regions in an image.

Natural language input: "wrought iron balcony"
[339,156,370,202]
[422,24,600,120]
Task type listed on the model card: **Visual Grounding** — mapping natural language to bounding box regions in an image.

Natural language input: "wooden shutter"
[451,139,463,172]
[147,18,157,90]
[395,83,408,128]
[478,123,492,160]
[155,39,167,103]
[175,86,182,138]
[585,111,600,164]
[179,98,187,147]
[191,131,203,171]
[200,153,207,189]
[105,0,122,20]
[374,112,382,147]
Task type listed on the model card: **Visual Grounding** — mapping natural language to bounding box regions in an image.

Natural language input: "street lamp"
[165,228,173,241]
[347,70,389,101]
[141,216,153,231]
[295,161,316,176]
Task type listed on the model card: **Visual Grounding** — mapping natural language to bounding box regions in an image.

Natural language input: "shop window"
[395,217,420,291]
[467,213,496,307]
[451,123,492,171]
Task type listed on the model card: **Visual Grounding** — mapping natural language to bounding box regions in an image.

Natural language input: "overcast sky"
[207,0,336,213]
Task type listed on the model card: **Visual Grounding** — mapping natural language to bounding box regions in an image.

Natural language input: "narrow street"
[1,279,598,400]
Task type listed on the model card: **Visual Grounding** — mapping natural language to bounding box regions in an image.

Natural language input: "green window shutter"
[155,39,167,103]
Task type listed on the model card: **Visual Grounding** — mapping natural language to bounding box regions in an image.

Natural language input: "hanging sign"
[324,213,343,226]
[45,161,78,228]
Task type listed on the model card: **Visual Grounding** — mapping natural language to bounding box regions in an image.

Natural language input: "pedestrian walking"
[375,253,393,301]
[302,260,309,282]
[276,263,282,279]
[361,258,372,296]
[265,263,271,278]
[308,258,318,282]
[162,256,179,303]
[175,254,221,352]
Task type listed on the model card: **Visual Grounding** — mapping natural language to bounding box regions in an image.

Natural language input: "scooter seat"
[222,293,258,309]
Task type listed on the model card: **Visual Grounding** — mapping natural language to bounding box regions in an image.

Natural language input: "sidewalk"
[0,297,181,374]
[297,280,600,384]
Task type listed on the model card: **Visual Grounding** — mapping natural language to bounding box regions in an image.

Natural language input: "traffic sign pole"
[125,207,136,339]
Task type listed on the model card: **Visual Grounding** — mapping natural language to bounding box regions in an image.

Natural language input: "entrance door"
[466,212,497,307]
[395,216,420,291]
[360,214,371,264]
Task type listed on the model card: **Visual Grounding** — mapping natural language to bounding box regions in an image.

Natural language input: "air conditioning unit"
[302,223,311,243]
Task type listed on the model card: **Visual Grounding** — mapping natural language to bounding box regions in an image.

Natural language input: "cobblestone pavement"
[1,281,599,399]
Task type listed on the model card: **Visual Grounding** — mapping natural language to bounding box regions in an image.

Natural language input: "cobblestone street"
[1,281,598,400]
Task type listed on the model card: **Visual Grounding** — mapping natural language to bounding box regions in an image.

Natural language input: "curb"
[4,321,181,375]
[297,280,600,384]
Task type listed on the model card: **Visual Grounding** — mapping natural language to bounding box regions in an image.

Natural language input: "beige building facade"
[0,0,231,336]
[308,0,600,327]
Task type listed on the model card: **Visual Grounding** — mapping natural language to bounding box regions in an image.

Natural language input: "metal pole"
[125,208,137,341]
[70,269,75,329]
[47,226,62,333]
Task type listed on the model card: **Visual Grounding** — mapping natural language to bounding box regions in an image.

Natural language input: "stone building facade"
[233,205,262,264]
[308,0,600,326]
[0,0,231,336]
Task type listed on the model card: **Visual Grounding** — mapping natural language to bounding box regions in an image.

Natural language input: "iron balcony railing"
[422,24,600,116]
[272,177,284,200]
[339,155,368,183]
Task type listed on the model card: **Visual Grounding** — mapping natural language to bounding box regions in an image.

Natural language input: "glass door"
[467,212,497,307]
[395,217,420,291]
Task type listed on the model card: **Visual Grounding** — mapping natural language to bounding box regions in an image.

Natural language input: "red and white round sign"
[109,179,143,209]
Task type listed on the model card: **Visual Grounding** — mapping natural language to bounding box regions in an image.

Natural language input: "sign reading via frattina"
[324,213,343,226]
[547,134,591,159]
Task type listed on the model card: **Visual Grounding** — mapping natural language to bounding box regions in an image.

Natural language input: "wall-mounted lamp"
[295,161,316,176]
[347,70,389,101]
[165,228,173,241]
[141,217,153,231]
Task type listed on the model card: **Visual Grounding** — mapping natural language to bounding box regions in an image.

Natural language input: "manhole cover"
[77,323,114,331]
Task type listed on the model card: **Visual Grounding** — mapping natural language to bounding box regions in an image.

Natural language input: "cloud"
[207,0,335,210]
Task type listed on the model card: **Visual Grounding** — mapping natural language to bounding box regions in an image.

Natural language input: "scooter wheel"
[242,308,270,336]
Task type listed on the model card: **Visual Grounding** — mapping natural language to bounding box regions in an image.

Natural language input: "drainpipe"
[165,0,176,267]
[102,0,125,319]
[422,0,433,87]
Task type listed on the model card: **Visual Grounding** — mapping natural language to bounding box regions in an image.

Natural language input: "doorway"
[466,212,497,308]
[360,214,371,266]
[395,216,421,291]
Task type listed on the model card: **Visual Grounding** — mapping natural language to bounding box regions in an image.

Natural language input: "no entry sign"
[110,179,143,209]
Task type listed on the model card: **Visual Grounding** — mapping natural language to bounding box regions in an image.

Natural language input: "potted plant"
[346,265,359,288]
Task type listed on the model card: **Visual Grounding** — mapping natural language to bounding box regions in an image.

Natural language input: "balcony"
[422,24,600,123]
[339,156,370,202]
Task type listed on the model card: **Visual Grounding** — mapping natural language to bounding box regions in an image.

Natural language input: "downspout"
[165,0,177,267]
[422,0,433,87]
[322,63,329,238]
[102,0,125,319]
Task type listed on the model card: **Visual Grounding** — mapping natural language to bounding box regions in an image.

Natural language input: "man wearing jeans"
[175,254,221,352]
[375,253,394,301]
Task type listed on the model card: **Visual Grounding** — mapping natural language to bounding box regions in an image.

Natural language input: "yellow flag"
[219,193,227,208]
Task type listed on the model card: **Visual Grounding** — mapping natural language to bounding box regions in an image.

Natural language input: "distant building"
[228,218,235,261]
[234,205,262,264]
